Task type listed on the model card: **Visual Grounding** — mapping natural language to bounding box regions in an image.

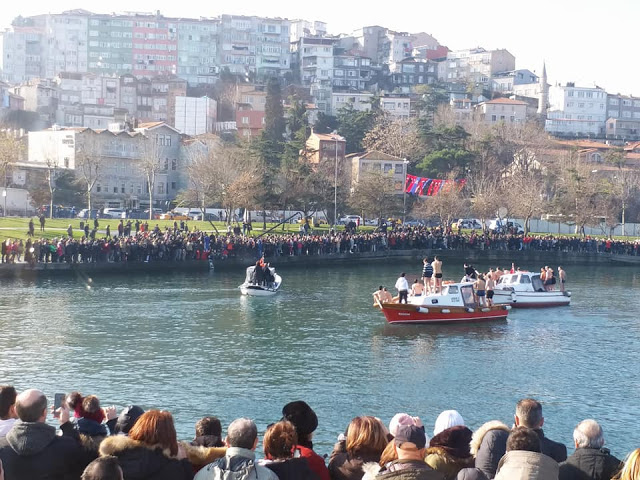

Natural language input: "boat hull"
[380,303,510,324]
[240,274,282,296]
[492,290,571,308]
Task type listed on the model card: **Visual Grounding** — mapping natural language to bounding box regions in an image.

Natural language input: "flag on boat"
[404,175,466,196]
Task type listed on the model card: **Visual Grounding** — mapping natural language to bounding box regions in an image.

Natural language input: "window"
[96,184,101,193]
[383,163,392,173]
[491,114,497,122]
[395,164,403,174]
[163,159,169,171]
[121,183,125,193]
[171,159,177,170]
[171,182,176,190]
[610,98,619,105]
[113,186,118,193]
[157,182,165,194]
[242,116,249,124]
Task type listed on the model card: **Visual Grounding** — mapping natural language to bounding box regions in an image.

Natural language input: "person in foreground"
[494,426,559,480]
[613,448,640,480]
[261,420,318,479]
[559,419,622,480]
[514,398,567,462]
[0,388,94,479]
[195,417,278,480]
[81,456,123,480]
[375,425,444,480]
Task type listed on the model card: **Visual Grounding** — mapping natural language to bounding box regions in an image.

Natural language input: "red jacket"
[295,445,330,480]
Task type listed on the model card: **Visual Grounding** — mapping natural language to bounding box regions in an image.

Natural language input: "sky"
[1,0,637,96]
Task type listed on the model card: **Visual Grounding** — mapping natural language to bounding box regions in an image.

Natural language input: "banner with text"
[404,175,466,196]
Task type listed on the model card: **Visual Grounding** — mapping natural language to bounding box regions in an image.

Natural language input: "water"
[0,261,639,459]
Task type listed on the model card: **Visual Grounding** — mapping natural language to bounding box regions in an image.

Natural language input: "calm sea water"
[0,260,639,459]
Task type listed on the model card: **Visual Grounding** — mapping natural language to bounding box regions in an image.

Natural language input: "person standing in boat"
[432,257,443,294]
[395,273,410,304]
[474,274,487,306]
[486,270,495,306]
[411,279,424,297]
[558,266,567,292]
[422,258,434,294]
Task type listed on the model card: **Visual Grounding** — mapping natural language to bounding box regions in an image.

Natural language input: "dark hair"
[67,391,82,410]
[195,416,222,438]
[263,420,297,460]
[82,395,101,414]
[401,272,405,277]
[506,427,541,453]
[81,456,123,480]
[129,410,179,456]
[0,385,17,419]
[16,392,47,422]
[516,399,543,428]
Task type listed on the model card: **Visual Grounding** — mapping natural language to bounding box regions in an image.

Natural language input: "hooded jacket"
[0,421,93,480]
[426,426,475,480]
[329,440,383,480]
[376,459,445,480]
[559,447,622,480]
[494,450,559,480]
[100,434,219,480]
[457,421,511,480]
[194,447,279,480]
[265,457,320,480]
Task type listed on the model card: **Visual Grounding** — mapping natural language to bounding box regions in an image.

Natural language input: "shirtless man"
[411,279,424,297]
[432,256,443,294]
[558,266,567,292]
[372,286,384,306]
[485,270,495,306]
[380,287,393,303]
[494,267,504,281]
[474,274,487,306]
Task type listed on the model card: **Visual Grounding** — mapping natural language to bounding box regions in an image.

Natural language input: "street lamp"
[331,131,339,228]
[2,190,6,217]
[402,158,409,224]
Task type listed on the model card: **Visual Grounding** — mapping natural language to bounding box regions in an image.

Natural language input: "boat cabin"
[409,283,478,308]
[497,272,545,292]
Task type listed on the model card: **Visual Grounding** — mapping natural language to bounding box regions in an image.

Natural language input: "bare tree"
[362,116,421,161]
[603,148,640,235]
[75,132,103,211]
[349,170,401,222]
[0,133,23,190]
[138,134,165,220]
[506,171,546,235]
[412,176,469,227]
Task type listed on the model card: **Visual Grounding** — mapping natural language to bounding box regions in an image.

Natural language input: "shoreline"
[0,248,634,278]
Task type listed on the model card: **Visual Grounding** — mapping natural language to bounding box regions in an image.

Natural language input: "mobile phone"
[53,393,65,418]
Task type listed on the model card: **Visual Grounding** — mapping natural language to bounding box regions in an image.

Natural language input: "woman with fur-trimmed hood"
[99,410,225,480]
[457,421,511,480]
[425,425,474,480]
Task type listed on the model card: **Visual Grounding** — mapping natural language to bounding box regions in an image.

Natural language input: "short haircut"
[227,418,257,449]
[128,410,179,456]
[506,427,541,453]
[81,456,123,480]
[0,385,17,419]
[574,419,604,449]
[263,421,297,460]
[67,391,83,410]
[516,398,543,428]
[82,395,101,414]
[195,416,222,438]
[16,391,47,422]
[346,416,389,457]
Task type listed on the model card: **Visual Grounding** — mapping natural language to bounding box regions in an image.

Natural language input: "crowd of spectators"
[1,222,639,267]
[0,388,637,480]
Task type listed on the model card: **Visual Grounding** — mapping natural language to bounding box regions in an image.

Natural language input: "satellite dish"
[497,207,508,218]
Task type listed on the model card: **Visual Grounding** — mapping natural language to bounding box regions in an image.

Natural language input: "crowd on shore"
[0,221,639,266]
[0,387,638,480]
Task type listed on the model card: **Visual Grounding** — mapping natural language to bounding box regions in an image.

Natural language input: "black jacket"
[0,421,93,480]
[538,429,568,463]
[266,457,320,480]
[99,435,193,480]
[559,447,622,480]
[457,428,509,480]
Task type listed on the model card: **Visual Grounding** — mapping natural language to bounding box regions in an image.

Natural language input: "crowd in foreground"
[2,221,640,266]
[0,386,638,480]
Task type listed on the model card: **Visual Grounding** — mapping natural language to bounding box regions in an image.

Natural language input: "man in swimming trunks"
[380,287,393,303]
[372,286,384,306]
[558,266,567,292]
[411,279,424,297]
[432,256,443,294]
[422,257,433,294]
[485,271,495,306]
[474,274,486,306]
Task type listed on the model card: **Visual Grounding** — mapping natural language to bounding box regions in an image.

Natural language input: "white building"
[440,47,515,87]
[347,151,406,194]
[174,96,217,135]
[331,92,373,115]
[381,94,411,119]
[545,84,607,137]
[475,98,528,124]
[289,20,327,43]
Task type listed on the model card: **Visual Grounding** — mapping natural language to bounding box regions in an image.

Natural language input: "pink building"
[132,16,178,77]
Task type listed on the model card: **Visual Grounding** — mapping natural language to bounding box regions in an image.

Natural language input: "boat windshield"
[531,274,545,292]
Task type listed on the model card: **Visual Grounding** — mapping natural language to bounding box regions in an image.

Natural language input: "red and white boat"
[377,282,511,325]
[492,271,571,308]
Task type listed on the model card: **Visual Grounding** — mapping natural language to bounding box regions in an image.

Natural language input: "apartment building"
[387,58,438,92]
[545,83,607,137]
[332,48,373,92]
[305,131,346,165]
[174,96,216,135]
[440,47,515,88]
[176,18,218,85]
[347,150,406,194]
[492,69,538,93]
[474,98,528,124]
[331,92,373,115]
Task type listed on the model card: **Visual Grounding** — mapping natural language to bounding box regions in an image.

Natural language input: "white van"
[102,208,126,219]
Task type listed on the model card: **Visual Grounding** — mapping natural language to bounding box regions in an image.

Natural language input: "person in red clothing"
[282,401,330,480]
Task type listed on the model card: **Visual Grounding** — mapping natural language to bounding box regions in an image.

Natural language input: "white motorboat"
[239,265,282,296]
[492,271,571,308]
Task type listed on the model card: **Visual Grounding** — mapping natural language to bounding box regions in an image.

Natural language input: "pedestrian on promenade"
[39,214,45,232]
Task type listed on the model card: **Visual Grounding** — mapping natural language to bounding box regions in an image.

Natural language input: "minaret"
[537,61,549,119]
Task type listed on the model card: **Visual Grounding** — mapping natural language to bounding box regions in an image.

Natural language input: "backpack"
[204,456,258,480]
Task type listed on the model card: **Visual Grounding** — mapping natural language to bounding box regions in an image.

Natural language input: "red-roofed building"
[475,97,528,124]
[305,131,346,165]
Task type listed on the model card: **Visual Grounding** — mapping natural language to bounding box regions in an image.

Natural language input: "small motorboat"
[377,282,511,324]
[492,271,571,308]
[239,265,282,296]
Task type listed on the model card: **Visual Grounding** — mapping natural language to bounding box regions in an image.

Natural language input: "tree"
[362,116,421,161]
[314,112,338,134]
[411,177,469,227]
[336,104,377,154]
[417,125,475,177]
[349,170,401,222]
[138,135,165,220]
[505,171,546,235]
[0,133,23,190]
[75,133,103,211]
[602,148,640,235]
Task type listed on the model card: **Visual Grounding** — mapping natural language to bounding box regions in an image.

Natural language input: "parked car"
[339,215,362,226]
[488,219,524,234]
[159,211,191,220]
[77,209,99,219]
[455,218,483,230]
[102,208,127,219]
[364,218,380,226]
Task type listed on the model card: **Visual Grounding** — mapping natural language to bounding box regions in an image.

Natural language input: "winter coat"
[376,459,446,480]
[296,444,331,480]
[329,441,382,480]
[425,447,475,480]
[457,421,511,480]
[559,447,622,480]
[536,429,568,463]
[0,421,94,480]
[194,447,278,480]
[100,434,222,480]
[265,457,320,480]
[494,450,559,480]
